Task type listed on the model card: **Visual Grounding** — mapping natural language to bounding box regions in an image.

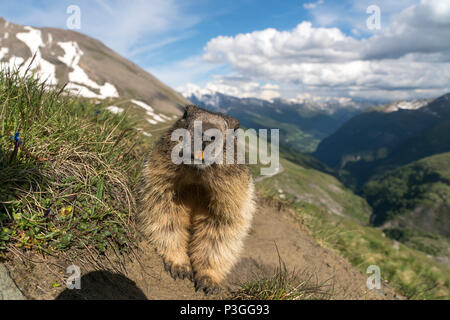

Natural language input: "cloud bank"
[197,0,450,101]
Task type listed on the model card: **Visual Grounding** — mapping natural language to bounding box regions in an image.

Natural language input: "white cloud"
[303,0,324,10]
[200,0,450,100]
[361,0,450,59]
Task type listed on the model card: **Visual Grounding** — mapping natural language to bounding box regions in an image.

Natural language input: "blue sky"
[0,1,317,81]
[1,0,449,101]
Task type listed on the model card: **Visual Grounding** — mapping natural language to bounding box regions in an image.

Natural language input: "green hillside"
[363,152,450,232]
[252,154,372,223]
[361,152,450,267]
[314,108,437,169]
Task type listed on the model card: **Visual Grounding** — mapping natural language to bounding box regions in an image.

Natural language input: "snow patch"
[131,99,154,113]
[106,106,124,114]
[152,114,165,122]
[0,47,8,60]
[159,114,172,121]
[131,99,167,124]
[383,100,430,113]
[137,128,152,137]
[57,41,119,99]
[15,26,58,85]
[1,56,24,70]
[277,188,286,199]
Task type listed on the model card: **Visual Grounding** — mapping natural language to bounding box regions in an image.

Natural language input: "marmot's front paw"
[194,276,221,295]
[164,262,193,281]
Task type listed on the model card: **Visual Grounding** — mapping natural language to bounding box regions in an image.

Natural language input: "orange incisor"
[194,150,205,160]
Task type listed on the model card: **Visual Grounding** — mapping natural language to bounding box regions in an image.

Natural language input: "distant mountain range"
[314,93,450,186]
[185,91,375,152]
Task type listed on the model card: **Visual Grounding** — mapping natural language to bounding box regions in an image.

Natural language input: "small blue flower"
[45,206,52,217]
[11,131,23,145]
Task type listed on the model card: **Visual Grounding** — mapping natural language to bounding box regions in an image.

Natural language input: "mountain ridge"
[314,92,450,184]
[0,16,187,116]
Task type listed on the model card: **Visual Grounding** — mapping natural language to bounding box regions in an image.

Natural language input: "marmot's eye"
[204,135,216,141]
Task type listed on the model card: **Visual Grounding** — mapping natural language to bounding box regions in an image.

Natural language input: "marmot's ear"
[185,104,199,116]
[225,116,240,129]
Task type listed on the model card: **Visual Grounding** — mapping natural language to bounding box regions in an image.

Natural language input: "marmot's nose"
[201,140,208,150]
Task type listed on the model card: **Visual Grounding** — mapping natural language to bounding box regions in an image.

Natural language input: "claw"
[194,276,221,295]
[164,261,193,281]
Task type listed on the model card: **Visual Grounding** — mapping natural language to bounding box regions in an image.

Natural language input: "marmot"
[137,104,256,294]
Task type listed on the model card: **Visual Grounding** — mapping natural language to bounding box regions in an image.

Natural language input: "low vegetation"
[383,227,450,263]
[0,70,147,255]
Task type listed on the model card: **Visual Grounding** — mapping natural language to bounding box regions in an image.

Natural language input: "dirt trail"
[4,200,397,300]
[254,163,284,183]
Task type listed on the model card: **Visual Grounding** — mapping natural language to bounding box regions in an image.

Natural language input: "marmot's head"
[174,104,240,170]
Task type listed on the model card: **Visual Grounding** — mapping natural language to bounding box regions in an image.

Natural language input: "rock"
[0,264,26,300]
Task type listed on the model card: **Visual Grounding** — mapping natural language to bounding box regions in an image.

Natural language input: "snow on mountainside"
[0,17,188,119]
[57,40,119,99]
[379,99,433,113]
[181,82,376,116]
[183,90,373,115]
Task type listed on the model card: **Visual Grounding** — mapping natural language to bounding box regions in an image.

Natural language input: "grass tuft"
[232,247,333,300]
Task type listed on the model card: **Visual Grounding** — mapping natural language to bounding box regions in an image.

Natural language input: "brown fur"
[137,105,256,294]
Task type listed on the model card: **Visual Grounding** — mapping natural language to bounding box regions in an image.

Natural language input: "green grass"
[0,70,148,255]
[383,227,450,261]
